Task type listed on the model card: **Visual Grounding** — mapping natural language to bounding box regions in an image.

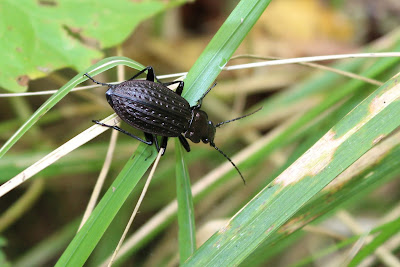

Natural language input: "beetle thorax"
[184,110,216,144]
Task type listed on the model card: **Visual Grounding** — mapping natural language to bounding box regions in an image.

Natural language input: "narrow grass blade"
[55,143,156,267]
[175,143,196,263]
[108,149,164,266]
[183,0,273,105]
[348,215,400,266]
[292,217,400,267]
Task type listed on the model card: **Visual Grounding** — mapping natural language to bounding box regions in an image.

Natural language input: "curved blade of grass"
[175,142,196,263]
[240,52,400,264]
[183,0,273,105]
[183,72,400,266]
[0,56,144,158]
[56,143,156,267]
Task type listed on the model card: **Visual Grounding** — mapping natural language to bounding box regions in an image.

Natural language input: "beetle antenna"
[84,73,113,87]
[216,107,262,128]
[210,142,246,184]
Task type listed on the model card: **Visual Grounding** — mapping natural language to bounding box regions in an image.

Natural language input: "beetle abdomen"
[107,80,191,137]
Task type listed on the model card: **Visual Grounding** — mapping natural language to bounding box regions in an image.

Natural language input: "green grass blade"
[183,0,273,105]
[183,72,400,266]
[246,131,400,265]
[175,143,196,263]
[292,218,398,267]
[0,57,144,159]
[55,144,156,267]
[349,215,400,266]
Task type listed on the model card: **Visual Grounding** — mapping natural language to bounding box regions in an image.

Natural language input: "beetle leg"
[127,66,150,81]
[144,133,160,152]
[160,137,168,155]
[175,81,185,96]
[93,120,152,145]
[128,66,168,85]
[178,135,191,152]
[162,81,184,95]
[145,66,156,82]
[146,67,165,84]
[127,66,154,81]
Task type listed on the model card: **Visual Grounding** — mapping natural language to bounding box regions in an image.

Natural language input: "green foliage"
[0,0,187,92]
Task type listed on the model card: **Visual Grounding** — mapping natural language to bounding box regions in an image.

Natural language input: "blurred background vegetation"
[0,0,400,266]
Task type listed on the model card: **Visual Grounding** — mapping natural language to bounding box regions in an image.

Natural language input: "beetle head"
[185,110,216,144]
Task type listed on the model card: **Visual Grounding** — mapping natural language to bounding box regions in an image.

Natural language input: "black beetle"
[84,66,259,183]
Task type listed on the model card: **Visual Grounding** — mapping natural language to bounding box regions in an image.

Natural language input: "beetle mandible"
[84,66,259,183]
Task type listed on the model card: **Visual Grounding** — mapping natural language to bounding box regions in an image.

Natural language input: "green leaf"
[175,143,196,263]
[0,0,187,92]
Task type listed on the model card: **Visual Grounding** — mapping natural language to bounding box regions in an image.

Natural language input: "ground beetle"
[85,67,259,183]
